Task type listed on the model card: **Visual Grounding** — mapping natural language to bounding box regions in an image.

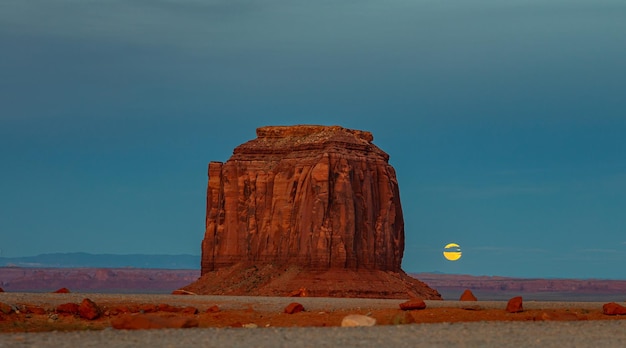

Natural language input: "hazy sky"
[1,0,625,279]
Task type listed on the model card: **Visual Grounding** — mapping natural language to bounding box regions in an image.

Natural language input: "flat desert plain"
[1,293,625,332]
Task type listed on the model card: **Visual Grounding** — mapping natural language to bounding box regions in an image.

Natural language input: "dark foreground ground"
[3,321,626,348]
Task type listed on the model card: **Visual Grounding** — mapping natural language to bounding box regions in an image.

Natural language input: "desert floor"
[1,293,625,332]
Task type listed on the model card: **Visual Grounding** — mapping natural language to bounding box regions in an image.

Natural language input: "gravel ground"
[1,294,625,347]
[2,321,626,348]
[0,293,614,311]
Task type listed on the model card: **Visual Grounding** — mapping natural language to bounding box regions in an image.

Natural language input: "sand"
[1,293,626,347]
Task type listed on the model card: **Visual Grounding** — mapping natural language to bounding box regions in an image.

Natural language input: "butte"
[181,125,441,299]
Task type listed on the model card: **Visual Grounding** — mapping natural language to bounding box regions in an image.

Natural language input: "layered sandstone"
[186,125,440,299]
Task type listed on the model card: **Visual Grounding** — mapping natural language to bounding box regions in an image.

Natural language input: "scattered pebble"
[182,306,198,314]
[284,302,304,314]
[0,302,13,315]
[206,305,220,313]
[288,288,309,297]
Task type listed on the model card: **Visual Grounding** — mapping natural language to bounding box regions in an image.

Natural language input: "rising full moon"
[443,243,462,261]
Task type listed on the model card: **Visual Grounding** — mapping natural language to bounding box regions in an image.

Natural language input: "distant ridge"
[412,272,626,302]
[0,252,200,269]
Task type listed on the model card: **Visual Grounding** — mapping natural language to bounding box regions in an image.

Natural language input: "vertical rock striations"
[186,125,441,299]
[202,125,403,272]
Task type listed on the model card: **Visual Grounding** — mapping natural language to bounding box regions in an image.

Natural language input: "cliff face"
[186,125,441,299]
[201,125,404,273]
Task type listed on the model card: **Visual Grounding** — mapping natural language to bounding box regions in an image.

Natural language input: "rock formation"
[183,125,441,299]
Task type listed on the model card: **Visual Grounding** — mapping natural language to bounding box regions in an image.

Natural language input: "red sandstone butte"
[506,296,524,313]
[183,125,441,300]
[459,289,478,301]
[53,287,71,293]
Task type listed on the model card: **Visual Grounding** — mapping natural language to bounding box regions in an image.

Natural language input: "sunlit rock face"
[188,125,441,299]
[201,125,404,273]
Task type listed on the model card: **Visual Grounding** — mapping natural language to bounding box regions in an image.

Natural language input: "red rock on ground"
[53,288,70,293]
[24,305,46,315]
[399,298,426,310]
[184,125,441,300]
[0,303,13,315]
[111,313,199,330]
[172,289,196,295]
[603,302,626,315]
[506,296,523,313]
[110,306,133,315]
[206,305,220,313]
[459,289,478,301]
[78,298,101,320]
[284,302,305,314]
[181,306,198,314]
[56,303,80,315]
[157,304,180,313]
[139,304,157,313]
[0,287,4,292]
[289,288,309,297]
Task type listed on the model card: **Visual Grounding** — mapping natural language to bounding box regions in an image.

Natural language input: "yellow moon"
[443,243,462,261]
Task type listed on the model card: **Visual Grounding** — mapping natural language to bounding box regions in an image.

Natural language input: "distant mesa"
[182,125,441,299]
[0,253,200,269]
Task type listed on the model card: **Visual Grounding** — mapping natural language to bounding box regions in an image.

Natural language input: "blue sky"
[1,0,625,279]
